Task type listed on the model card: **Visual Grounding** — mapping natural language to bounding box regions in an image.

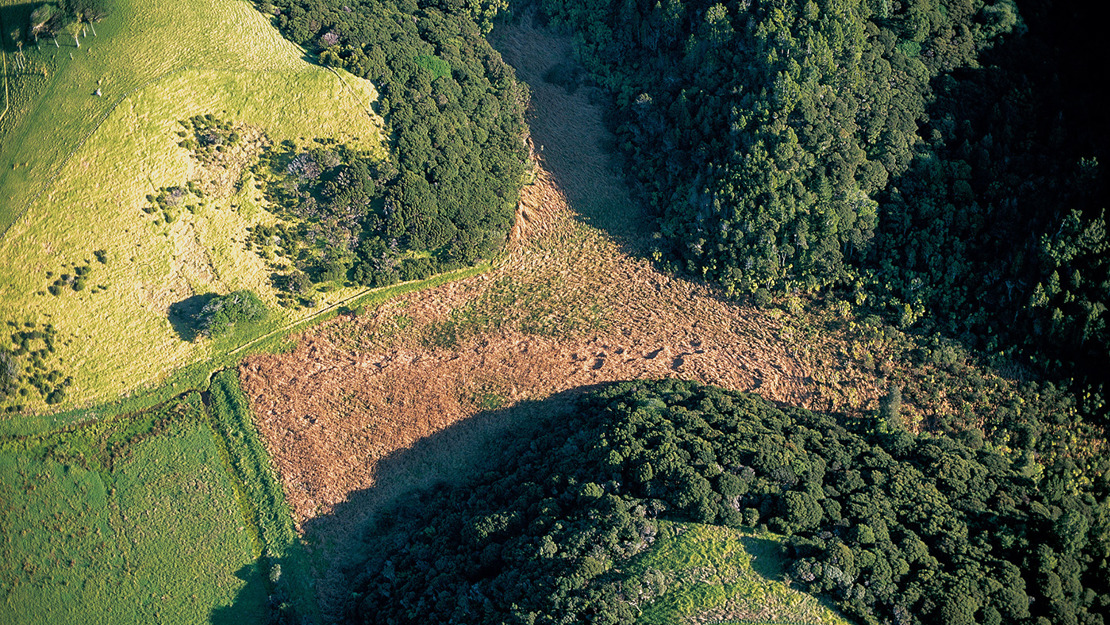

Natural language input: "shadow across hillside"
[740,535,786,581]
[208,562,269,625]
[210,385,595,624]
[488,17,656,255]
[0,4,37,54]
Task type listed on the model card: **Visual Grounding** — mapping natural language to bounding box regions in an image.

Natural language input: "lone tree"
[80,2,108,36]
[193,290,268,339]
[10,29,27,70]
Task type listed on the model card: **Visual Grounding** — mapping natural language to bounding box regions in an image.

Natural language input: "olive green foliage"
[346,380,1110,625]
[868,7,1109,377]
[539,0,1010,292]
[251,138,400,295]
[196,290,268,339]
[267,0,529,277]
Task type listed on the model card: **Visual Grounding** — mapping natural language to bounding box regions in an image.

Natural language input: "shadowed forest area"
[527,0,1108,389]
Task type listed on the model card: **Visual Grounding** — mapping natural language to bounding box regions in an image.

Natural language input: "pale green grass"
[0,0,312,231]
[0,397,266,624]
[0,0,386,412]
[628,520,850,625]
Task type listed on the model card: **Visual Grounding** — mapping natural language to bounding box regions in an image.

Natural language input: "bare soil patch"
[241,170,830,523]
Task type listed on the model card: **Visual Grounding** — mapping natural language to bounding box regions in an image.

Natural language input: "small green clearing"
[0,0,386,412]
[626,520,849,625]
[0,393,267,623]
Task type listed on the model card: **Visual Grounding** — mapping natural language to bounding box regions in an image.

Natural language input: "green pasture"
[0,393,268,624]
[0,0,307,231]
[0,0,387,412]
[628,520,850,625]
[206,369,317,622]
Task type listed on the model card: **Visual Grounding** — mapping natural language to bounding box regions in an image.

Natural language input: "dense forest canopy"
[344,380,1110,625]
[256,0,528,294]
[532,0,1107,381]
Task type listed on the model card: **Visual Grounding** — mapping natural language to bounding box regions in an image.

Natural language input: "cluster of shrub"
[534,0,1106,384]
[256,0,528,297]
[142,182,203,225]
[45,263,92,295]
[0,321,71,410]
[343,379,1109,625]
[249,139,399,299]
[42,252,107,297]
[177,114,244,161]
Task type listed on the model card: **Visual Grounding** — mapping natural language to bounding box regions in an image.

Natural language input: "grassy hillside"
[0,394,266,624]
[627,521,848,625]
[0,0,386,412]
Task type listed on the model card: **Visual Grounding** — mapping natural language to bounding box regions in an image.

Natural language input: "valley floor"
[238,20,884,618]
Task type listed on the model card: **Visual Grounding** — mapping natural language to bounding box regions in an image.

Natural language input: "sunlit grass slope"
[0,0,385,412]
[0,394,266,624]
[628,521,850,625]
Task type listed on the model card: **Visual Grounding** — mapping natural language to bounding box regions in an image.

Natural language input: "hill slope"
[342,378,1109,625]
[0,0,385,411]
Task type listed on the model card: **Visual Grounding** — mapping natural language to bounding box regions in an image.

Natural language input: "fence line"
[0,10,11,127]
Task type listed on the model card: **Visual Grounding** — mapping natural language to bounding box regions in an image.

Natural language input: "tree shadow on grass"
[0,4,37,53]
[168,293,217,341]
[208,562,269,625]
[740,535,786,581]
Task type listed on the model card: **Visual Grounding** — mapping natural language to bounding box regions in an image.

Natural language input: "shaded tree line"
[344,379,1109,625]
[26,0,107,48]
[865,0,1108,380]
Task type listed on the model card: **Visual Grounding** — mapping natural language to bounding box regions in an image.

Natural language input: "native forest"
[0,0,1106,624]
